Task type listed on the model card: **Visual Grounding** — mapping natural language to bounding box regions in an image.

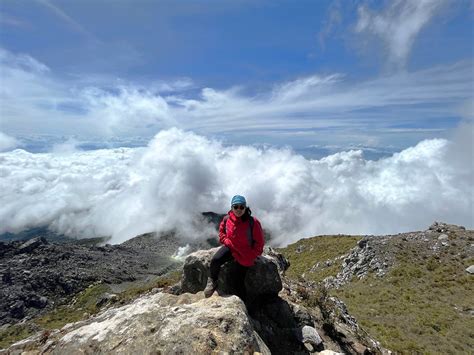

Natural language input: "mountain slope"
[278,222,474,353]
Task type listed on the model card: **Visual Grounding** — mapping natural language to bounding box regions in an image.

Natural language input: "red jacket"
[219,211,265,267]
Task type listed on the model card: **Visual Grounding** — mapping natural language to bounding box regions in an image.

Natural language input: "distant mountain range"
[0,226,111,247]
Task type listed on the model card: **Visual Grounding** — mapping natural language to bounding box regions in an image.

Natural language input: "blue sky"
[0,0,473,240]
[0,0,473,158]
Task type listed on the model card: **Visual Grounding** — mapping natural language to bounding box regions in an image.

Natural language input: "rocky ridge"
[2,247,389,354]
[2,220,471,353]
[319,222,472,289]
[280,222,473,353]
[179,247,388,354]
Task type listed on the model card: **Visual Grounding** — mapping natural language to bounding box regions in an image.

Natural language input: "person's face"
[232,204,246,217]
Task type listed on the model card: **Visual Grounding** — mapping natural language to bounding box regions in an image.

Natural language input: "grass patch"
[35,282,111,330]
[277,235,361,282]
[334,245,474,353]
[280,231,474,353]
[0,323,38,350]
[118,270,182,302]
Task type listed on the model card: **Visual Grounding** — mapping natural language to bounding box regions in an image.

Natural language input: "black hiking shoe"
[203,277,218,298]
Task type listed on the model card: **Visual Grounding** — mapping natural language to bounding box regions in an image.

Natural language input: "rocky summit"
[2,246,389,354]
[1,221,471,354]
[179,247,387,354]
[4,292,268,355]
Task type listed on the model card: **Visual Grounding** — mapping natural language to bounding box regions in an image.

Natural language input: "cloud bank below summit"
[0,128,472,246]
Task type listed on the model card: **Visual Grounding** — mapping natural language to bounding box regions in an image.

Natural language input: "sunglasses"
[232,204,246,210]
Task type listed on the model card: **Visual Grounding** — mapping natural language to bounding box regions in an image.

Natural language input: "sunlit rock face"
[5,291,270,355]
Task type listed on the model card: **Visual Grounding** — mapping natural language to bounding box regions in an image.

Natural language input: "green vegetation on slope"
[0,323,38,350]
[118,270,182,302]
[335,248,474,353]
[279,231,474,354]
[35,282,111,329]
[278,235,361,282]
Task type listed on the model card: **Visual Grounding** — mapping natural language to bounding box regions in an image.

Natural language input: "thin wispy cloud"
[1,48,472,151]
[356,0,448,68]
[0,13,30,28]
[318,0,343,50]
[0,47,49,73]
[36,0,97,41]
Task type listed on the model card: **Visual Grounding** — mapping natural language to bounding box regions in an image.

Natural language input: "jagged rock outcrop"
[324,221,472,289]
[2,291,270,355]
[279,277,388,355]
[323,237,386,289]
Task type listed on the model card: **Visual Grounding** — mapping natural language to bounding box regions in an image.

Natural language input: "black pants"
[210,246,248,301]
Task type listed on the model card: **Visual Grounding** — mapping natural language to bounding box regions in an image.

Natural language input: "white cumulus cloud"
[0,128,472,246]
[0,132,19,152]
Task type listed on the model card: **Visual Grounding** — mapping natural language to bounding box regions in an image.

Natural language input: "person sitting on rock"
[204,195,265,299]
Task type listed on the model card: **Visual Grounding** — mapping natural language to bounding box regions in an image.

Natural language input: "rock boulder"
[181,247,282,302]
[4,291,271,355]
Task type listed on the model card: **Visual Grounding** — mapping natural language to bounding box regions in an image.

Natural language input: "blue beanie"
[231,195,246,206]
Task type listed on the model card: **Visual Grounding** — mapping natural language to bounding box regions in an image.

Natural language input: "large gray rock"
[181,247,283,301]
[181,249,215,294]
[299,325,323,347]
[4,291,271,354]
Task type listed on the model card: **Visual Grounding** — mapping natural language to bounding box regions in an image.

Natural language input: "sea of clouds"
[0,126,472,246]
